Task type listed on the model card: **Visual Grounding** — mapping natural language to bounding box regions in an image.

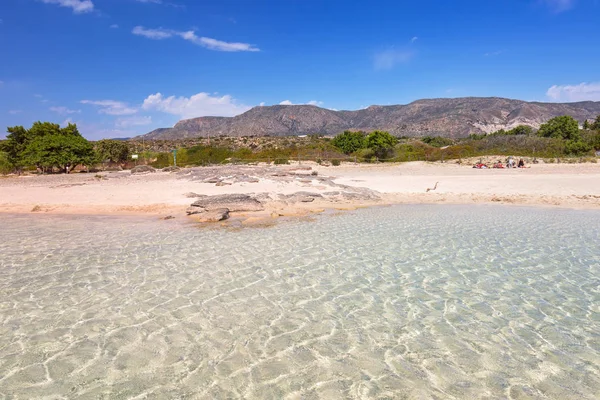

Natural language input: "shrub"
[274,158,289,165]
[331,131,366,154]
[331,159,341,166]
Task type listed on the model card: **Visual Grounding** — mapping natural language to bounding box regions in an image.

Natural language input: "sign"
[131,154,139,160]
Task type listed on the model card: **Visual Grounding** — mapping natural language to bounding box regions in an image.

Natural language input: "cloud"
[110,24,119,29]
[279,100,324,106]
[40,0,94,14]
[50,106,80,115]
[0,80,4,86]
[115,116,152,128]
[81,100,138,115]
[132,26,260,52]
[410,36,418,43]
[546,82,600,102]
[8,110,22,115]
[259,102,265,107]
[541,0,575,12]
[142,92,251,119]
[374,49,413,70]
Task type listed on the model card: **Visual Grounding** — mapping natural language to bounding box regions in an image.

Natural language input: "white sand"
[1,161,599,218]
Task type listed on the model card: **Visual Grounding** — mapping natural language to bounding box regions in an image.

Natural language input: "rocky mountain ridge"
[139,97,600,140]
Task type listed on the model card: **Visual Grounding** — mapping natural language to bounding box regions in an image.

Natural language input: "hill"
[138,97,600,140]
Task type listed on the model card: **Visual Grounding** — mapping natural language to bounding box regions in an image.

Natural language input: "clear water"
[0,205,599,399]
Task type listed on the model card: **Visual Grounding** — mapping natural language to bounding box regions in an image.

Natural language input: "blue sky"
[0,0,599,139]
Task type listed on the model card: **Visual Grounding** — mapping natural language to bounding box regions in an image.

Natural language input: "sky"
[0,0,599,140]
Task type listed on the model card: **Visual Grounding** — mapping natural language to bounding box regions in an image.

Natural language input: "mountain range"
[138,97,600,140]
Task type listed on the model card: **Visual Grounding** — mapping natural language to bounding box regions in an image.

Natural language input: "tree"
[95,139,130,163]
[583,120,590,130]
[365,130,398,159]
[331,130,366,154]
[591,115,600,130]
[508,125,533,136]
[537,116,581,141]
[0,126,30,171]
[22,133,95,173]
[4,122,95,173]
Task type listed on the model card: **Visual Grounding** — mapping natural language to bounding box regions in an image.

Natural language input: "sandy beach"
[1,161,600,222]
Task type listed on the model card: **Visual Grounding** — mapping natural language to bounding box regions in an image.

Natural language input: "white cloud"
[546,82,600,102]
[40,0,94,14]
[142,92,251,119]
[279,100,324,106]
[8,110,22,115]
[50,106,80,115]
[110,24,119,29]
[259,102,265,107]
[132,26,172,39]
[115,116,152,128]
[132,26,260,52]
[541,0,575,12]
[61,118,74,127]
[374,49,413,70]
[81,100,137,115]
[136,0,162,3]
[410,36,418,43]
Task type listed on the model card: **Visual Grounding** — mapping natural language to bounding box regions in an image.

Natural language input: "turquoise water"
[0,205,599,399]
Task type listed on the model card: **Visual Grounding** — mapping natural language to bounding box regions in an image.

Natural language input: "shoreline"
[1,161,600,224]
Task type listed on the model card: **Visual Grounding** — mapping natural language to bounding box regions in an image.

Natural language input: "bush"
[564,140,592,155]
[0,151,12,174]
[274,158,289,165]
[421,136,454,147]
[538,116,580,141]
[331,131,366,154]
[331,159,341,166]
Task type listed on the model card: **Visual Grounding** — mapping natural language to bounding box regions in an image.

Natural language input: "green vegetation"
[1,122,95,173]
[331,131,366,154]
[2,114,599,175]
[95,139,130,163]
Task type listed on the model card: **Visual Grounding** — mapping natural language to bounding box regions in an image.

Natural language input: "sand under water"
[0,205,599,399]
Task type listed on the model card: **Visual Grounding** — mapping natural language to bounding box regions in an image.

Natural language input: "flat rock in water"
[131,165,156,174]
[197,208,230,222]
[190,194,264,212]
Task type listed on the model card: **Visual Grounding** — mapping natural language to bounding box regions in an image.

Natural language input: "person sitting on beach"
[493,161,504,168]
[518,159,525,168]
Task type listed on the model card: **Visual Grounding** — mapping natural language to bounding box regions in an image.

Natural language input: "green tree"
[4,122,95,173]
[508,125,533,135]
[591,115,600,130]
[22,133,95,173]
[537,116,581,141]
[331,130,366,154]
[583,120,590,130]
[95,139,130,163]
[0,126,30,171]
[365,130,398,159]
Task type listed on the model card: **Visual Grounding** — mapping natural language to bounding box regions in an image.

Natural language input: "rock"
[197,208,230,222]
[161,215,175,220]
[203,177,222,183]
[162,166,181,172]
[131,165,156,174]
[282,191,323,204]
[184,192,206,198]
[105,165,123,171]
[190,194,264,212]
[215,182,232,186]
[186,207,203,215]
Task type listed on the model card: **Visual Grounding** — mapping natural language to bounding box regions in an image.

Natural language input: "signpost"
[132,154,138,165]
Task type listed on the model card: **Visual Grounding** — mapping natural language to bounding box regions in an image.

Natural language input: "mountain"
[138,97,600,140]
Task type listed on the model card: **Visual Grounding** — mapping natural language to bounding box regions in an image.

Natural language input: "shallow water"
[0,205,599,399]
